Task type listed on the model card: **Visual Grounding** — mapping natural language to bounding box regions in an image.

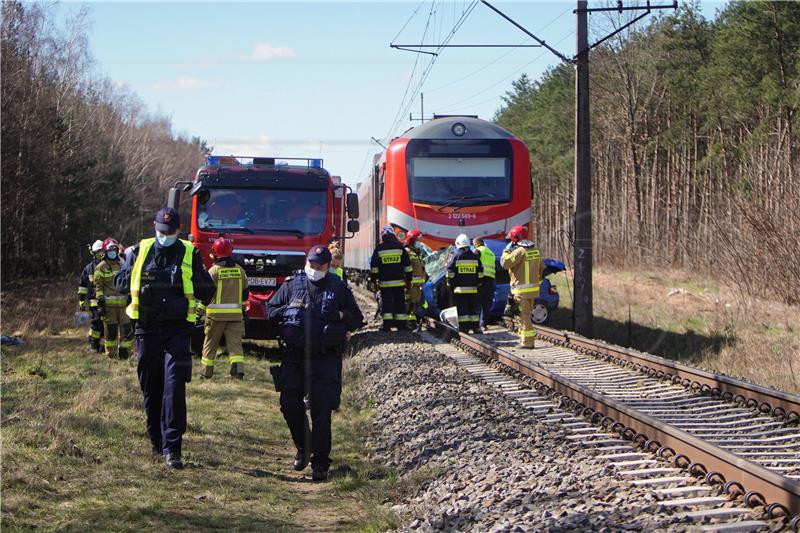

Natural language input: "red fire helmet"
[212,237,233,258]
[404,229,422,246]
[507,225,528,242]
[102,238,120,252]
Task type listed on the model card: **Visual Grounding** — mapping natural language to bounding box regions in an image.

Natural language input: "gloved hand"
[139,284,153,306]
[97,296,106,309]
[78,300,86,312]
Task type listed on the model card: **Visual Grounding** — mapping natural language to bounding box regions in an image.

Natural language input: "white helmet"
[91,240,103,253]
[455,234,470,249]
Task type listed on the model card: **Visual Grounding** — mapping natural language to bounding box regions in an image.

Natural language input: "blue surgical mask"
[107,251,118,260]
[156,231,178,247]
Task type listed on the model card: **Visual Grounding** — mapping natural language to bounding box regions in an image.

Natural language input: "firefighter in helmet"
[403,230,426,330]
[94,238,133,358]
[79,240,105,352]
[200,237,249,379]
[370,226,412,331]
[446,234,483,333]
[500,225,542,348]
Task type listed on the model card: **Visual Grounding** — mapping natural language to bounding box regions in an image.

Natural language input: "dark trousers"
[279,353,342,471]
[478,277,496,328]
[136,329,192,456]
[379,286,407,329]
[89,308,103,351]
[454,292,480,332]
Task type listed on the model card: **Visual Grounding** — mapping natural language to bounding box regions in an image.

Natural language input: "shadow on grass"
[545,308,734,362]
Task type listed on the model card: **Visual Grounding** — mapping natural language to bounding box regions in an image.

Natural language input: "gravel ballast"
[343,329,703,532]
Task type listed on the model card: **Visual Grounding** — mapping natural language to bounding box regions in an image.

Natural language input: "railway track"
[423,319,800,531]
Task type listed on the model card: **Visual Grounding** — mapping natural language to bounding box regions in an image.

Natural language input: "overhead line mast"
[391,0,676,338]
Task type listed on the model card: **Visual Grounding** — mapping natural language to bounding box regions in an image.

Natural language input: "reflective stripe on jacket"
[369,240,412,288]
[94,259,127,305]
[126,238,196,322]
[476,245,496,279]
[446,248,483,294]
[500,243,542,297]
[207,263,249,321]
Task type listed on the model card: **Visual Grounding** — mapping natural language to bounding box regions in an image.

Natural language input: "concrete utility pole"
[574,0,593,337]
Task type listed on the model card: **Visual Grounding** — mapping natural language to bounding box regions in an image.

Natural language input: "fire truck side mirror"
[168,187,181,210]
[346,192,359,219]
[347,219,360,234]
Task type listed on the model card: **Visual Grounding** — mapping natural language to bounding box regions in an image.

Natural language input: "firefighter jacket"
[115,238,214,333]
[203,259,249,322]
[78,260,99,308]
[405,245,426,302]
[267,271,364,353]
[500,241,543,298]
[369,239,412,289]
[476,245,497,279]
[446,248,483,294]
[94,259,128,307]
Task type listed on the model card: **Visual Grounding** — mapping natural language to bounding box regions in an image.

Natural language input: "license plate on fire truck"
[249,277,277,287]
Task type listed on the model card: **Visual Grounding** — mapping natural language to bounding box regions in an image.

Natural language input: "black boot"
[293,449,309,471]
[311,468,328,481]
[164,451,183,469]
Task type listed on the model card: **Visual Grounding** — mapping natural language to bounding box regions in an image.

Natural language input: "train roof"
[401,116,517,141]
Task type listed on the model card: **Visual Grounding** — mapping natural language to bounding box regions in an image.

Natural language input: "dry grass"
[549,267,800,393]
[1,284,400,532]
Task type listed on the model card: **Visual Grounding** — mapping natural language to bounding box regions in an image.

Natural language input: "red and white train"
[347,115,532,270]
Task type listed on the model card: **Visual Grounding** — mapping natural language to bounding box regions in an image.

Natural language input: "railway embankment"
[346,329,694,532]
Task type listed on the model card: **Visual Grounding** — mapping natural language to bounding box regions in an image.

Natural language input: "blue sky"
[66,1,726,185]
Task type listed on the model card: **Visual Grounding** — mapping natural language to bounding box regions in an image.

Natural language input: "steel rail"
[427,318,800,524]
[528,323,800,424]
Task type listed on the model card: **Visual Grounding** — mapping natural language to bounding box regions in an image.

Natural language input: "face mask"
[156,231,178,247]
[304,263,327,282]
[107,251,118,260]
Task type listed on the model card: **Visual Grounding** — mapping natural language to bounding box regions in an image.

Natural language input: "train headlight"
[451,122,467,137]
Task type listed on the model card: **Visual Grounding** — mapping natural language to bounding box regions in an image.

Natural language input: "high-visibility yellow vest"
[126,238,196,323]
[332,267,344,279]
[477,245,496,279]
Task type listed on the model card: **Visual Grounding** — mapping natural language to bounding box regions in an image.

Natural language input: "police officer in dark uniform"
[115,208,214,469]
[268,245,364,481]
[370,226,412,331]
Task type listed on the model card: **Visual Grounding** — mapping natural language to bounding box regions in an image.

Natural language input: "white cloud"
[246,43,296,61]
[147,76,223,92]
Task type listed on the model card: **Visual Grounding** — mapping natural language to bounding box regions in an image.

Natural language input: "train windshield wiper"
[437,193,497,212]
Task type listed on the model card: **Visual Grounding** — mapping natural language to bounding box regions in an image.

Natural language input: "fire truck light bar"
[206,155,323,168]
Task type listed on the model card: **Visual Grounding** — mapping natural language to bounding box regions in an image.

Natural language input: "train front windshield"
[406,139,513,207]
[197,188,328,236]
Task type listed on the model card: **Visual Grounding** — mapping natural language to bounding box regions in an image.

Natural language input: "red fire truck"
[167,155,359,339]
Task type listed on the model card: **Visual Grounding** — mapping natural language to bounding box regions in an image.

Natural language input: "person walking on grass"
[116,207,214,469]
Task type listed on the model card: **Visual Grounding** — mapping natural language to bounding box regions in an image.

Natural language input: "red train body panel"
[347,116,532,271]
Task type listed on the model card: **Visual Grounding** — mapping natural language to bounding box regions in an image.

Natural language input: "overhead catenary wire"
[357,0,440,184]
[383,0,442,148]
[383,0,481,144]
[435,31,574,113]
[426,4,573,94]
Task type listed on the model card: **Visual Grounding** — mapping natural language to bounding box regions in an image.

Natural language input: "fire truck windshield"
[197,188,327,236]
[405,139,513,207]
